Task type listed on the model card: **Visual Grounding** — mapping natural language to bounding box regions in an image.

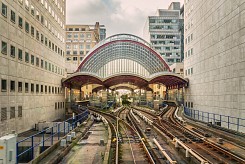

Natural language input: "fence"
[16,110,89,163]
[184,107,245,133]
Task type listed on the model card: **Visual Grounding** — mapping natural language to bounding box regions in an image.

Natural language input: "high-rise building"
[184,0,245,132]
[65,22,106,74]
[143,2,183,66]
[0,0,66,136]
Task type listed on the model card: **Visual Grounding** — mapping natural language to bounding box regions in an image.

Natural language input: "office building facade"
[143,2,183,66]
[65,22,106,74]
[0,0,66,136]
[184,0,245,131]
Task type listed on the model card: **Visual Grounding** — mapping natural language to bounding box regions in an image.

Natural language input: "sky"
[66,0,184,38]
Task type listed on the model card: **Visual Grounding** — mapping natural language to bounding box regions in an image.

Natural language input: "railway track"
[89,107,155,164]
[132,105,245,164]
[117,108,151,164]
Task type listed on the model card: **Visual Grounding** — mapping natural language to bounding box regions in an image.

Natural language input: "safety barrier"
[16,110,89,164]
[184,107,245,132]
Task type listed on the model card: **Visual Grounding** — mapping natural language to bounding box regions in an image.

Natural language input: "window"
[66,51,70,55]
[10,81,15,92]
[18,82,22,92]
[1,41,7,55]
[41,85,43,93]
[73,51,77,55]
[10,107,15,119]
[45,85,47,93]
[49,86,51,93]
[74,34,78,38]
[18,49,22,60]
[25,52,29,63]
[86,34,91,38]
[11,10,15,23]
[41,15,44,24]
[18,106,22,117]
[41,34,44,43]
[10,45,15,58]
[1,108,7,121]
[36,57,39,66]
[45,61,47,70]
[1,79,7,92]
[25,82,28,92]
[41,59,44,68]
[31,5,34,15]
[25,22,29,33]
[36,84,39,93]
[31,83,34,92]
[18,16,23,28]
[73,57,77,61]
[25,0,29,9]
[31,26,34,36]
[36,30,39,40]
[86,44,90,49]
[36,10,39,20]
[80,51,84,55]
[1,3,7,17]
[45,37,47,46]
[31,55,34,65]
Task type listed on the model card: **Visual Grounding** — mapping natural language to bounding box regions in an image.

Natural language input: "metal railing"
[184,107,245,133]
[16,110,89,163]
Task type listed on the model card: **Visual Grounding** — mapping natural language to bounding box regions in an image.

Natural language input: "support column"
[101,90,108,103]
[79,86,82,101]
[165,87,169,100]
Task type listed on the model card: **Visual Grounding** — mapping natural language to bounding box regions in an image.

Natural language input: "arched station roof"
[62,34,188,89]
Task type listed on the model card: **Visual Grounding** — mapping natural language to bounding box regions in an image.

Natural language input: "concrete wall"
[184,0,245,131]
[0,0,66,136]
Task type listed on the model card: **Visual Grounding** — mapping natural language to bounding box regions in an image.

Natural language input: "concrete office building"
[0,0,66,136]
[143,2,183,66]
[184,0,245,132]
[65,22,106,74]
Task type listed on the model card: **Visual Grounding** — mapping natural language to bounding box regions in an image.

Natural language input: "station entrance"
[62,34,188,109]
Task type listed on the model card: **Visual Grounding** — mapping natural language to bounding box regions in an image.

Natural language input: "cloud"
[66,0,184,37]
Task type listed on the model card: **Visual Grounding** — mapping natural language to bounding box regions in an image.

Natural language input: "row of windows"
[66,27,91,32]
[2,1,64,44]
[55,102,65,110]
[1,41,65,76]
[149,18,178,24]
[185,48,194,58]
[1,4,65,57]
[66,44,91,50]
[154,46,180,51]
[66,50,89,55]
[185,67,193,76]
[67,33,92,39]
[151,40,180,45]
[151,34,180,40]
[1,79,62,94]
[149,25,179,30]
[185,19,194,32]
[23,0,65,30]
[185,101,193,108]
[185,33,193,44]
[1,106,22,121]
[160,52,180,57]
[66,57,83,62]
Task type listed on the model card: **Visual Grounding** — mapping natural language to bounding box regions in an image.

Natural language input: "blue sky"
[66,0,184,37]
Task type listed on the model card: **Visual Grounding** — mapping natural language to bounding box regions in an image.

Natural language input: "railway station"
[0,0,245,164]
[62,34,188,109]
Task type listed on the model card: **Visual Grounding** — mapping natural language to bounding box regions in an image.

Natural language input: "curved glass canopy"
[63,34,188,89]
